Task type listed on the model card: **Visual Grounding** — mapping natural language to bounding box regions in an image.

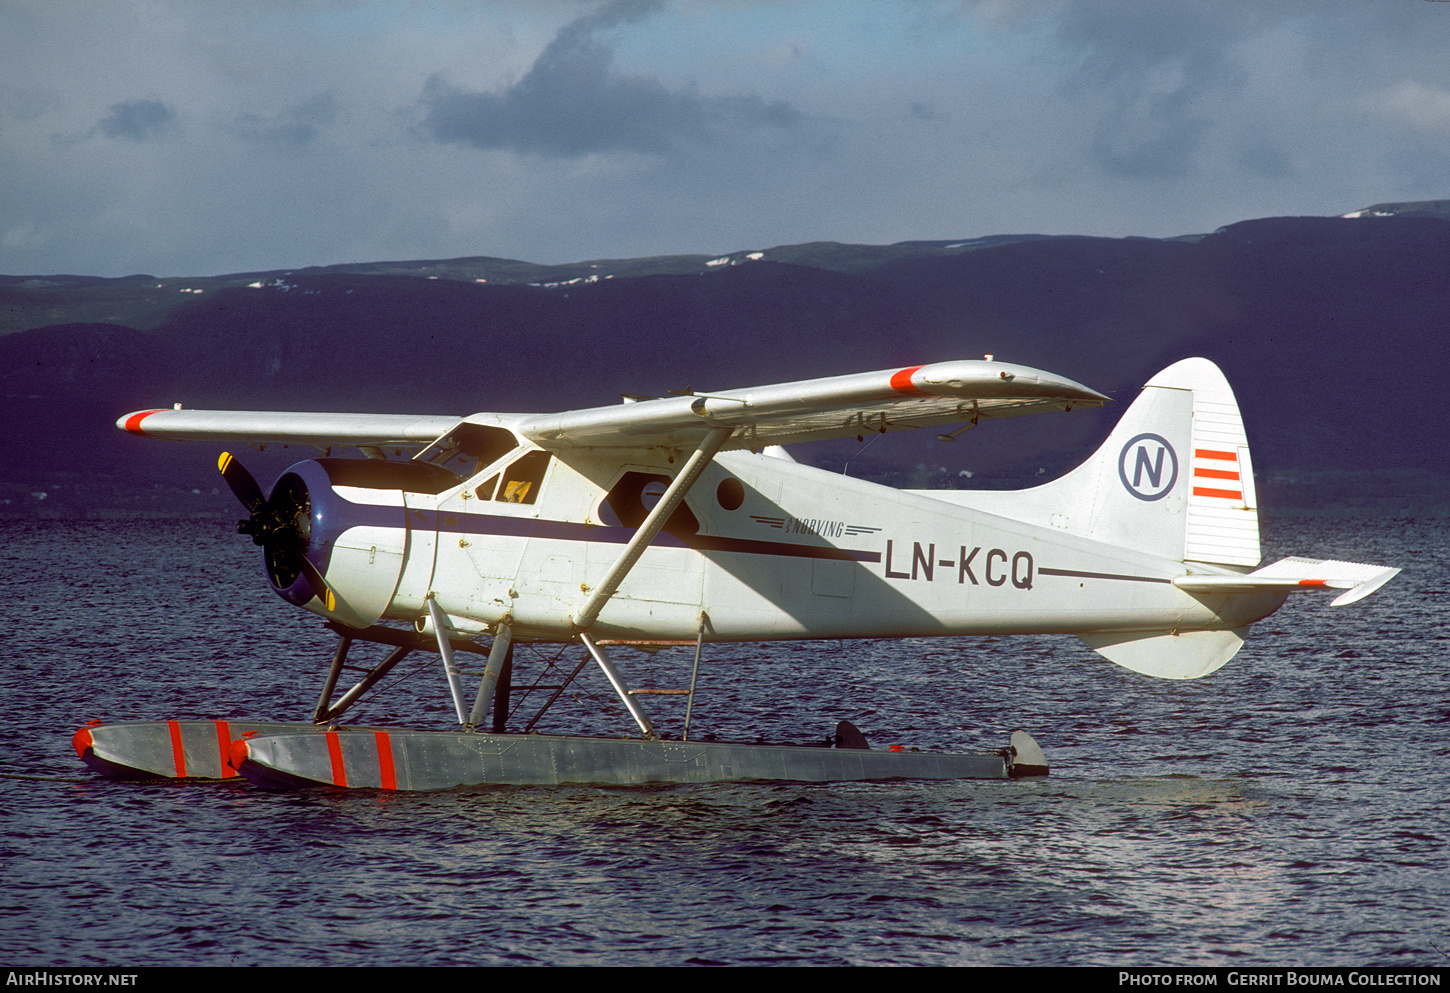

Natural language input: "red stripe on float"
[889,366,926,395]
[374,732,397,791]
[325,731,347,787]
[1195,449,1237,461]
[123,410,165,434]
[1298,579,1327,587]
[168,720,187,777]
[1193,486,1243,500]
[1194,467,1240,480]
[214,721,237,778]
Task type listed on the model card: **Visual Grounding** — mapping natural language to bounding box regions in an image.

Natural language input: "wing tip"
[118,409,166,435]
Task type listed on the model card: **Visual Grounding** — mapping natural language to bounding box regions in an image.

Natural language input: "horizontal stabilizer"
[1173,557,1400,607]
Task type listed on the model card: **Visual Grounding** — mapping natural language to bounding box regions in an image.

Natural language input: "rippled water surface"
[1,516,1446,967]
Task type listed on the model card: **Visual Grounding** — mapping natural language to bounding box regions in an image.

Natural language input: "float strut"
[312,633,353,724]
[682,612,707,742]
[468,624,512,729]
[427,595,469,725]
[521,654,591,734]
[580,632,655,739]
[317,644,411,725]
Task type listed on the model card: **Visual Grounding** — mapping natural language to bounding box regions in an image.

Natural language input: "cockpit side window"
[416,424,519,479]
[497,451,551,505]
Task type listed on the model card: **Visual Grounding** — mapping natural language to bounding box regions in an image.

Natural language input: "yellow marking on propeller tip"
[218,452,232,472]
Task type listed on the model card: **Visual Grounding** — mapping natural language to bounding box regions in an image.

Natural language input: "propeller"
[218,452,337,612]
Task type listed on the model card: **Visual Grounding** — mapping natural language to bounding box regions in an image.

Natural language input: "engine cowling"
[229,456,456,629]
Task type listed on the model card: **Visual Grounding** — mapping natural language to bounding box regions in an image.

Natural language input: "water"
[1,516,1445,967]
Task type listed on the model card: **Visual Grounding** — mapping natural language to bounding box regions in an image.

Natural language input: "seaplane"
[75,356,1399,790]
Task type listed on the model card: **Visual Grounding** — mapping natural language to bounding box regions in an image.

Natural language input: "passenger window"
[496,451,550,505]
[600,470,699,537]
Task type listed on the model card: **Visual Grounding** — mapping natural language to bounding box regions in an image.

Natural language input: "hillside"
[3,204,1448,519]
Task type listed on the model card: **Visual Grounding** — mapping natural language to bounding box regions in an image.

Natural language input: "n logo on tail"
[1118,433,1178,501]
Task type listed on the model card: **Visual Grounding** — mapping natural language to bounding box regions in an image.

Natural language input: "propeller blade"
[220,454,337,614]
[218,451,267,514]
[296,553,338,613]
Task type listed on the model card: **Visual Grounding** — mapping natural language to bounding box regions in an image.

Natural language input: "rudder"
[1159,359,1260,569]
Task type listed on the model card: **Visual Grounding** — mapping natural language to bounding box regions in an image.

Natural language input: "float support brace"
[427,596,468,725]
[312,633,352,724]
[580,632,655,739]
[468,624,512,729]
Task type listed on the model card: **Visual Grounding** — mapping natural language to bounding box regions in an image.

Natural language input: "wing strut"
[571,425,732,631]
[567,425,730,739]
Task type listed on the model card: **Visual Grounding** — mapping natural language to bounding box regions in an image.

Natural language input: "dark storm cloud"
[94,97,177,141]
[416,0,800,156]
[234,93,339,149]
[1088,89,1212,179]
[1055,1,1271,179]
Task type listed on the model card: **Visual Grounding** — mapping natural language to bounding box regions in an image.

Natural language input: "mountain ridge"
[3,202,1448,519]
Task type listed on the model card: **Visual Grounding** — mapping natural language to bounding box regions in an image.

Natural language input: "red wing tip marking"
[889,365,926,395]
[214,720,238,778]
[122,409,166,434]
[1298,579,1328,587]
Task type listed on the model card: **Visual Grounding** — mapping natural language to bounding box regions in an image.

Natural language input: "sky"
[3,0,1450,277]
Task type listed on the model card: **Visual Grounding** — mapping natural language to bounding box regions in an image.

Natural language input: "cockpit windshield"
[414,423,519,478]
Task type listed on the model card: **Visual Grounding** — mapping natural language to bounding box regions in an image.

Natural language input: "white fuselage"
[317,446,1284,645]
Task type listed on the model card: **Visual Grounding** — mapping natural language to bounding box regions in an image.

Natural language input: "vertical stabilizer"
[940,358,1260,570]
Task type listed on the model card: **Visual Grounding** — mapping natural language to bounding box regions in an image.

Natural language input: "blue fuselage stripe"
[347,500,882,563]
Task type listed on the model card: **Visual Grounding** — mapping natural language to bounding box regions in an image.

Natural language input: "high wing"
[118,409,469,448]
[118,359,1108,452]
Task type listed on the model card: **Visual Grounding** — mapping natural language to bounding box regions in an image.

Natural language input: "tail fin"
[965,357,1260,568]
[946,358,1262,679]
